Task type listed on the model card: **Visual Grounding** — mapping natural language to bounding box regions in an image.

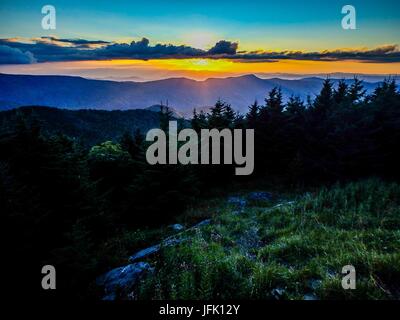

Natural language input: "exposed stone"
[129,238,186,262]
[169,223,184,231]
[96,262,153,300]
[193,219,211,228]
[129,244,160,262]
[271,287,286,299]
[264,201,296,213]
[248,191,273,202]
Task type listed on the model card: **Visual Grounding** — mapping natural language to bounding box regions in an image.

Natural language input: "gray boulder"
[169,223,184,231]
[128,218,211,263]
[96,262,153,300]
[129,244,160,262]
[129,237,186,262]
[193,219,211,228]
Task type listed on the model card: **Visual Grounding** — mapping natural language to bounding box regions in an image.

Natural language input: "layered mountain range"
[0,73,382,115]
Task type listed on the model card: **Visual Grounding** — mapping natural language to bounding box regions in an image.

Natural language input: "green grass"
[135,179,400,300]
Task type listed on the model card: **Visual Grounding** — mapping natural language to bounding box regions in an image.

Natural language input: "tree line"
[193,78,400,182]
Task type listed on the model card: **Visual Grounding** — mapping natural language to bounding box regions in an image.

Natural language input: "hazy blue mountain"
[255,73,397,82]
[0,73,381,115]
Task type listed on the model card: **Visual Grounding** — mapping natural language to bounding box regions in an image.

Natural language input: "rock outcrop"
[96,262,153,300]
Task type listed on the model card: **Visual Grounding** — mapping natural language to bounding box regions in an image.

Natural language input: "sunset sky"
[0,0,399,80]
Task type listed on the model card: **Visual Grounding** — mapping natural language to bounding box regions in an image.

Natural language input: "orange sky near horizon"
[0,58,399,81]
[150,58,400,77]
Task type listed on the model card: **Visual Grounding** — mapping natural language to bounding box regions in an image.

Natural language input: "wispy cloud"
[0,37,399,65]
[40,36,110,48]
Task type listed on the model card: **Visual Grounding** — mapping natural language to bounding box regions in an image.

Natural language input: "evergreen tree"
[286,95,305,116]
[208,99,227,129]
[333,79,348,106]
[192,109,201,132]
[246,100,259,129]
[313,78,333,118]
[265,87,284,114]
[348,77,366,105]
[223,104,236,129]
[159,105,173,131]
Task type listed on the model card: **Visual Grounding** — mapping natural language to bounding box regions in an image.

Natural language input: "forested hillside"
[0,106,161,146]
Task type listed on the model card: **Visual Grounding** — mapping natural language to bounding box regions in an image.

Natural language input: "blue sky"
[1,0,399,51]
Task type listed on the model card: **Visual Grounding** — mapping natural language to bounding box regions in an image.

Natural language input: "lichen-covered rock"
[96,262,153,300]
[129,238,186,262]
[193,219,211,228]
[129,244,160,262]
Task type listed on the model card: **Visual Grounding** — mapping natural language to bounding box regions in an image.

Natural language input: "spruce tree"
[348,77,366,105]
[246,100,259,129]
[333,79,348,106]
[313,78,333,117]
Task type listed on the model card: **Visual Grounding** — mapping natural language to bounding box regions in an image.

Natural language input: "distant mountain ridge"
[255,72,398,82]
[0,73,382,115]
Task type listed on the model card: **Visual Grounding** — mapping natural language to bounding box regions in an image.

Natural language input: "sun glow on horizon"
[152,59,236,72]
[0,58,399,81]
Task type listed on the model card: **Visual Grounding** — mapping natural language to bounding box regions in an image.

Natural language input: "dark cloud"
[207,40,238,55]
[0,45,36,64]
[95,37,204,59]
[0,37,205,62]
[40,36,110,48]
[0,37,399,64]
[231,45,400,63]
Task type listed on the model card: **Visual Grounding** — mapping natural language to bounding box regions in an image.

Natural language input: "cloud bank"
[0,36,399,65]
[0,45,36,64]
